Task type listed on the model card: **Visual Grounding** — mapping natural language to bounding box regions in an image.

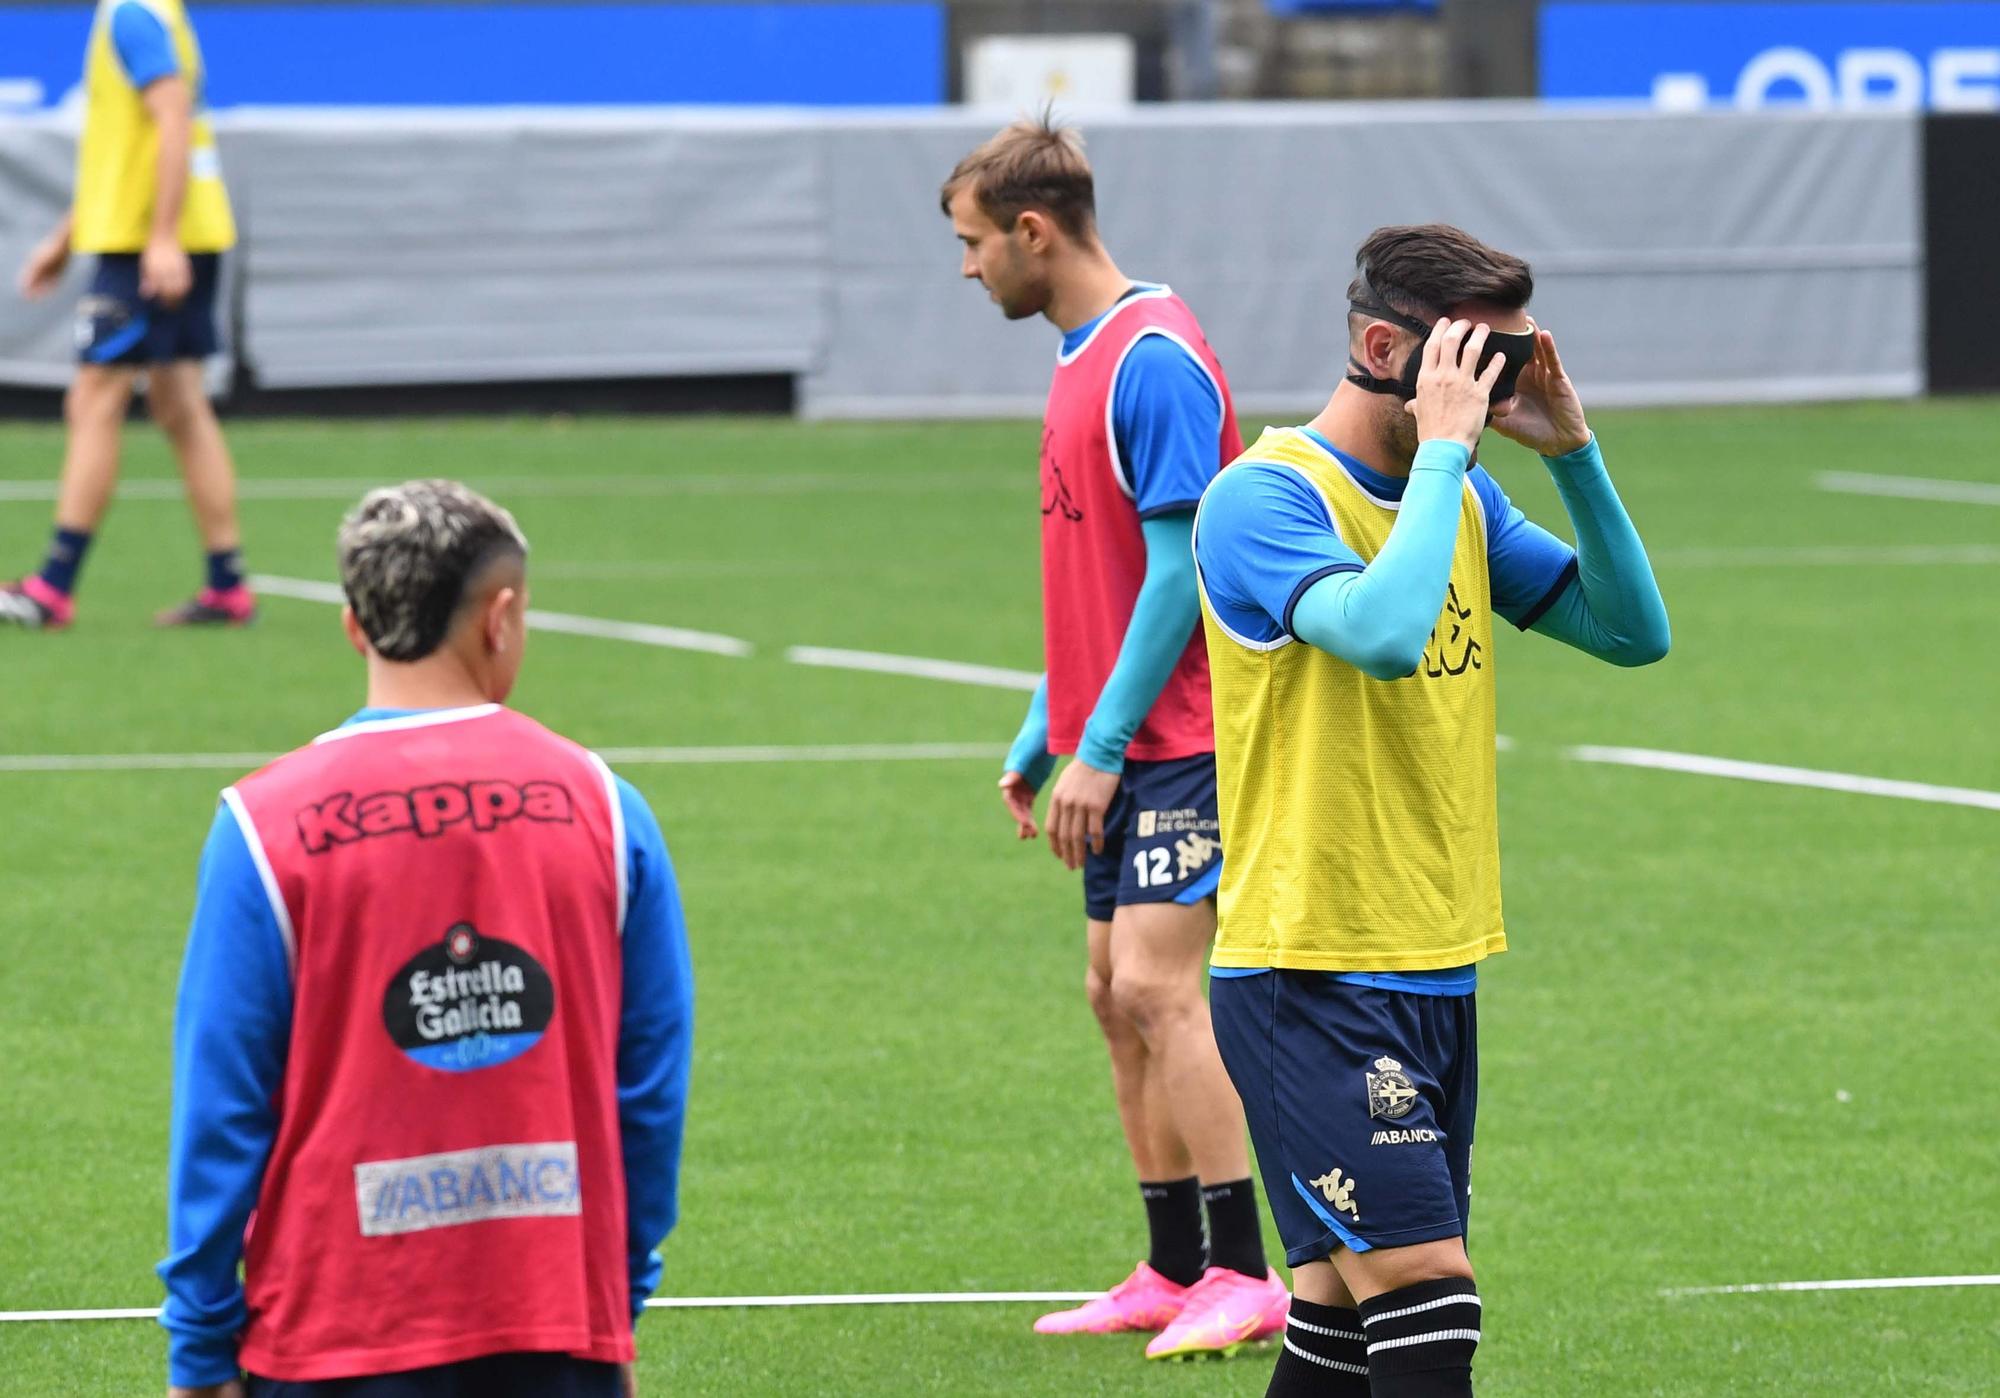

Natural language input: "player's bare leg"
[1036,919,1206,1337]
[1110,899,1291,1360]
[56,365,136,531]
[1088,920,1168,1184]
[148,362,239,555]
[1105,899,1247,1183]
[147,361,254,625]
[1,365,133,628]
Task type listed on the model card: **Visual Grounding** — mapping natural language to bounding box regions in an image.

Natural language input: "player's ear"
[340,605,370,658]
[1015,208,1053,254]
[1362,320,1403,377]
[484,586,517,655]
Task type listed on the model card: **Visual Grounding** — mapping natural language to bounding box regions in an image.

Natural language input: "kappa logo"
[1307,1167,1360,1221]
[1174,831,1219,878]
[1366,1055,1420,1121]
[297,779,574,854]
[1041,428,1084,522]
[1423,583,1482,678]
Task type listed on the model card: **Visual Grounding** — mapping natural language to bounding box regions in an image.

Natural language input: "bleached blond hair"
[337,479,527,661]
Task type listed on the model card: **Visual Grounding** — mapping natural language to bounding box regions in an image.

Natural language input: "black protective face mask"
[1345,274,1537,405]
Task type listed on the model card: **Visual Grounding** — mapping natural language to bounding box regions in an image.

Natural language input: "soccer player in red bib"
[942,118,1289,1359]
[157,481,693,1398]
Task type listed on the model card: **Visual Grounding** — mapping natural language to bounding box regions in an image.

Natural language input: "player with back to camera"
[942,116,1291,1361]
[158,481,693,1398]
[1192,224,1670,1396]
[4,0,255,630]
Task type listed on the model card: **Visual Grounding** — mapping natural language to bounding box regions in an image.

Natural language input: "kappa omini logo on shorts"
[354,1141,581,1237]
[1366,1055,1420,1120]
[1307,1167,1361,1221]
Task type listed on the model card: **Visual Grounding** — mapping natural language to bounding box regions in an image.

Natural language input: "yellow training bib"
[1198,427,1506,972]
[73,0,236,254]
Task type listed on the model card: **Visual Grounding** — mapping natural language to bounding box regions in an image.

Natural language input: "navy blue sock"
[38,527,93,597]
[206,548,244,593]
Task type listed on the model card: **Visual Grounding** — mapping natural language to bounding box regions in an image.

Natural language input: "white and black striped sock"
[1358,1277,1481,1396]
[1263,1297,1369,1397]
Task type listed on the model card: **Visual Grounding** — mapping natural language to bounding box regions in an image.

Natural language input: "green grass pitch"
[1,402,1996,1395]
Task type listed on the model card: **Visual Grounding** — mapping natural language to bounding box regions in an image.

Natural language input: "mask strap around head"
[1344,272,1436,402]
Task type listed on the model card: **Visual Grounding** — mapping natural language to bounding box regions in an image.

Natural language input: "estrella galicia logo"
[382,923,554,1073]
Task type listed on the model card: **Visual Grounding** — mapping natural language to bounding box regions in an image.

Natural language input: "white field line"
[1816,471,2000,506]
[1658,543,2000,568]
[0,474,1018,503]
[787,645,1040,692]
[0,1292,1099,1324]
[0,743,1007,776]
[1566,746,2000,812]
[1662,1275,2000,1298]
[13,1276,1997,1323]
[251,576,754,659]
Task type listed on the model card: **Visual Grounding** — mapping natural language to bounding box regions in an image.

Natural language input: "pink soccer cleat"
[0,577,74,630]
[1033,1263,1194,1336]
[1143,1266,1290,1360]
[154,584,257,628]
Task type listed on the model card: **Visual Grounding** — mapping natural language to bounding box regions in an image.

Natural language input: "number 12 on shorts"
[1132,847,1172,887]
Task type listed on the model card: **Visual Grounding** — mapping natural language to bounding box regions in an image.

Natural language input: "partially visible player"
[1194,225,1670,1395]
[3,0,251,630]
[159,481,692,1397]
[943,116,1288,1360]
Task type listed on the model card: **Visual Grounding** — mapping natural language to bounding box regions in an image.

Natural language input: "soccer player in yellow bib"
[1192,225,1670,1398]
[2,0,252,631]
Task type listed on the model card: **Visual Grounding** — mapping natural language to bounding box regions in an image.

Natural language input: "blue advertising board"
[1541,2,2000,110]
[0,2,945,110]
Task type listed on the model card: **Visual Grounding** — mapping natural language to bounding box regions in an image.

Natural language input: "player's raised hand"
[1407,318,1504,452]
[1489,325,1591,457]
[1044,758,1119,871]
[998,770,1040,840]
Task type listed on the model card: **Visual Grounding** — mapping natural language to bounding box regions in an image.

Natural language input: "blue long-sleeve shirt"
[158,708,693,1387]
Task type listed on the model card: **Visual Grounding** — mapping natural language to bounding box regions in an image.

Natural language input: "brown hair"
[1348,224,1534,322]
[940,115,1096,241]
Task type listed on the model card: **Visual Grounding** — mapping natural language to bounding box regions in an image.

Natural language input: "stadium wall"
[0,104,1936,415]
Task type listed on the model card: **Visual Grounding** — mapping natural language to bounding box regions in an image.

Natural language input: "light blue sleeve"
[111,1,180,89]
[1287,441,1475,680]
[1193,462,1368,646]
[613,776,694,1323]
[1004,676,1058,790]
[1466,466,1579,629]
[157,803,292,1388]
[1075,512,1202,773]
[1521,437,1672,666]
[1111,333,1223,518]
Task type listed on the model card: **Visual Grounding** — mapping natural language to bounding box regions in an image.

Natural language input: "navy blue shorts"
[74,252,221,365]
[1081,752,1222,922]
[247,1352,619,1397]
[1210,971,1477,1267]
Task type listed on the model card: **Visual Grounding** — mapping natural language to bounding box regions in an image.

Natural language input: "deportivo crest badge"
[1366,1056,1419,1121]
